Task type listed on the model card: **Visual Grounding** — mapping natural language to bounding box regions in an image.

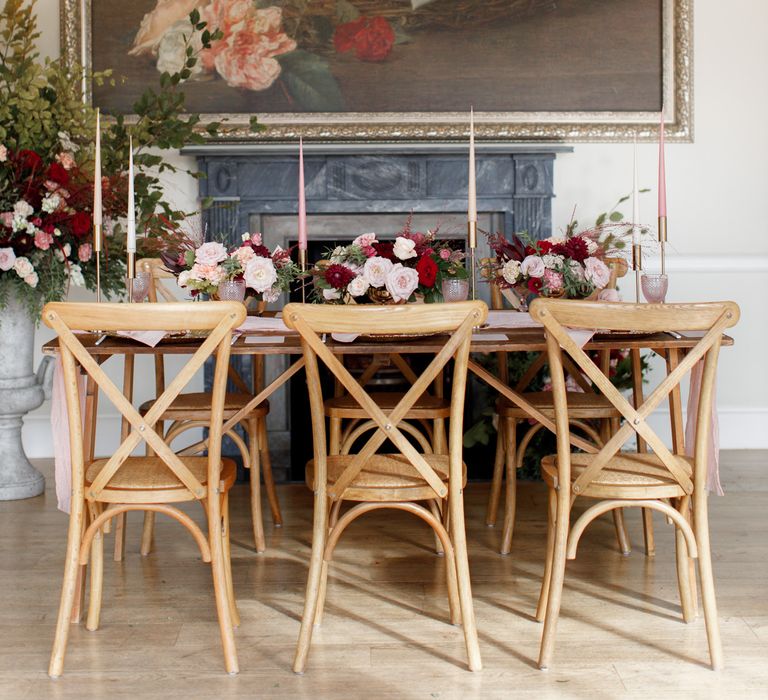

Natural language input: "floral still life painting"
[91,0,664,116]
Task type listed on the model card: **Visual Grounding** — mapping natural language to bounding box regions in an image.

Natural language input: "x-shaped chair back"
[529,299,739,496]
[43,301,246,502]
[284,301,488,501]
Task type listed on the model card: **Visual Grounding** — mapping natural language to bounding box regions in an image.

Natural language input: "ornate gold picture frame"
[61,0,692,142]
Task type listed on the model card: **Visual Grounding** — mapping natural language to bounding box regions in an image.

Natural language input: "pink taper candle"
[298,137,307,251]
[468,108,477,223]
[658,110,667,218]
[93,109,102,252]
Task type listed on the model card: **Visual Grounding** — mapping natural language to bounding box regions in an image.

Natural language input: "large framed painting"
[60,0,692,142]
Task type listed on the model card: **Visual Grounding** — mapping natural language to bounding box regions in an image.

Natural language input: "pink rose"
[598,288,621,302]
[584,257,611,289]
[0,247,16,271]
[78,243,93,262]
[521,255,545,278]
[362,256,393,288]
[250,232,263,246]
[543,268,564,292]
[194,241,228,266]
[353,232,377,248]
[34,229,54,250]
[439,248,451,260]
[385,263,419,302]
[130,0,208,55]
[232,246,256,266]
[190,263,225,285]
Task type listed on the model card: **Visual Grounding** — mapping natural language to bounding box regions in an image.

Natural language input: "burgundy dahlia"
[372,241,395,260]
[563,236,589,262]
[324,264,356,290]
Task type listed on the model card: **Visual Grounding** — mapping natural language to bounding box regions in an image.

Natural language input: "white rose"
[177,270,191,288]
[329,246,346,264]
[322,287,341,301]
[521,255,545,278]
[42,193,61,213]
[194,241,228,266]
[0,247,16,271]
[347,275,370,298]
[385,263,419,302]
[501,259,521,284]
[241,232,251,242]
[156,20,204,79]
[392,236,417,260]
[244,256,278,293]
[13,200,34,218]
[542,254,564,270]
[363,256,393,288]
[584,258,611,289]
[24,271,39,288]
[13,256,33,278]
[62,243,71,257]
[69,264,85,287]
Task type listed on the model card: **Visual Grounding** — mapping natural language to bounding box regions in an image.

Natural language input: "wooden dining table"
[42,322,733,464]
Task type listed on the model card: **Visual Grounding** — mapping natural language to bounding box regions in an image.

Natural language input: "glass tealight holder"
[218,278,246,302]
[641,273,669,304]
[441,278,470,302]
[130,270,151,302]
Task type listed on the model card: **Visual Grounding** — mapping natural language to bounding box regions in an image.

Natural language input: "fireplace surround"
[183,142,571,478]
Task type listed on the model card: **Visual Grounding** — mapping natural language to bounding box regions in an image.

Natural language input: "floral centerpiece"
[162,233,300,301]
[484,229,614,306]
[310,225,467,304]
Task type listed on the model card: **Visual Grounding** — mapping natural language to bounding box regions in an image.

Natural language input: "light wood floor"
[1,451,767,699]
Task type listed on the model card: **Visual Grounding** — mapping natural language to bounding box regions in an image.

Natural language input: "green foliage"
[277,50,345,111]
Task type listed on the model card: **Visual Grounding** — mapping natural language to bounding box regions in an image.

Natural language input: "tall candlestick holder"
[632,243,643,302]
[298,247,307,303]
[126,251,136,303]
[658,215,667,275]
[467,220,477,300]
[94,224,102,303]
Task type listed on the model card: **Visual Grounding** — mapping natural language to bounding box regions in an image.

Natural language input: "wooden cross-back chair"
[127,258,281,556]
[529,298,739,671]
[484,257,653,557]
[44,301,245,677]
[284,301,488,674]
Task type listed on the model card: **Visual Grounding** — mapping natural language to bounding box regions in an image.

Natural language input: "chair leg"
[642,508,656,557]
[293,491,329,674]
[675,495,697,623]
[485,420,505,527]
[694,491,723,670]
[612,508,632,556]
[500,418,517,555]
[49,503,86,678]
[221,495,240,628]
[312,560,330,627]
[113,512,127,562]
[428,499,445,555]
[85,511,104,632]
[538,487,570,670]
[140,511,155,557]
[257,417,282,527]
[248,419,266,553]
[449,485,482,671]
[208,492,239,675]
[536,485,557,622]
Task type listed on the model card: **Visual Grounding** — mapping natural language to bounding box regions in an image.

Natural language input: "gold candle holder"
[658,215,667,275]
[632,243,643,303]
[126,251,136,303]
[467,220,477,300]
[298,247,307,303]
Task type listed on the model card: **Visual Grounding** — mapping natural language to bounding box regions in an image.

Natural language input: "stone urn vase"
[0,296,53,500]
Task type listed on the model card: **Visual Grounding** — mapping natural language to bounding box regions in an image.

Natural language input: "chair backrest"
[529,299,740,496]
[283,301,488,501]
[43,301,246,501]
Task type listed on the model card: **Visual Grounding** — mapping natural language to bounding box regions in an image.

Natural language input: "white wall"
[22,0,768,455]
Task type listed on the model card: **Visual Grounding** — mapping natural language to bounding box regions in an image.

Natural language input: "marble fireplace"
[183,142,570,478]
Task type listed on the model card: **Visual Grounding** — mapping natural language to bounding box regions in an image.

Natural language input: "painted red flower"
[333,16,395,62]
[47,162,69,186]
[324,263,356,290]
[416,254,438,288]
[70,211,92,238]
[16,149,42,171]
[372,241,395,260]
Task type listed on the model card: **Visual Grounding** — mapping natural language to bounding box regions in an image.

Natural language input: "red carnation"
[372,241,395,260]
[524,245,537,256]
[563,236,589,262]
[324,264,356,290]
[537,240,552,254]
[47,162,69,186]
[70,211,92,238]
[550,243,567,256]
[16,149,42,171]
[334,16,395,62]
[416,254,438,288]
[528,277,543,294]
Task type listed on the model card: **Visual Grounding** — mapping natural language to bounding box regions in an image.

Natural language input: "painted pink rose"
[521,255,545,278]
[0,247,16,271]
[78,243,93,262]
[0,212,13,228]
[385,263,419,302]
[34,229,54,250]
[0,145,7,162]
[55,152,76,170]
[583,257,611,289]
[543,268,563,292]
[130,0,208,55]
[194,241,228,266]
